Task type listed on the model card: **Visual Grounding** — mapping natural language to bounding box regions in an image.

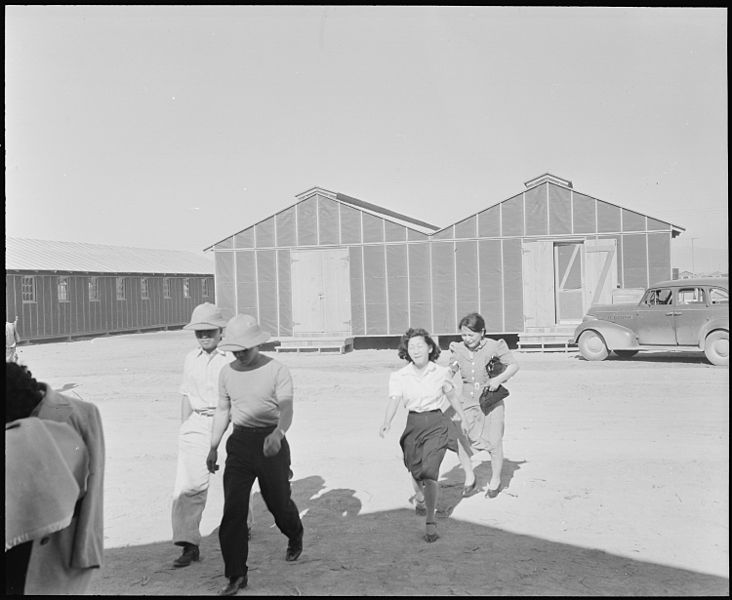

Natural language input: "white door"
[583,239,618,309]
[291,249,352,336]
[521,240,556,328]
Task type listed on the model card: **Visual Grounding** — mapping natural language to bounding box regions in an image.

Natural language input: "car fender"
[697,316,729,348]
[573,321,639,350]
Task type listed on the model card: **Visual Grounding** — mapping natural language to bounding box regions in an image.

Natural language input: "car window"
[643,288,673,306]
[678,287,706,305]
[710,287,729,305]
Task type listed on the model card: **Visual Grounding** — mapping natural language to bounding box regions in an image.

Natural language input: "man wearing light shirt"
[171,303,230,568]
[207,314,304,596]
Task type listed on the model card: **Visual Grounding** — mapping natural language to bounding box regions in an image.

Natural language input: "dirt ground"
[14,330,729,596]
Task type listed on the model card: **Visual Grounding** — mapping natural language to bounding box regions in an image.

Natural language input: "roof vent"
[524,173,573,189]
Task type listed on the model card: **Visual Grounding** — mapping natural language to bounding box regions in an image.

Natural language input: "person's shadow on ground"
[89,472,728,596]
[435,456,526,516]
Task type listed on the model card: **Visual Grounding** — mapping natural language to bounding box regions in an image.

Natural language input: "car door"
[675,285,715,346]
[634,286,678,345]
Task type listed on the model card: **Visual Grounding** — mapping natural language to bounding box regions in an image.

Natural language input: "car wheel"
[578,330,609,361]
[614,350,639,359]
[704,330,729,366]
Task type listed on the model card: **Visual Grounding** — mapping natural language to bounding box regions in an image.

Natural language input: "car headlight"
[582,314,598,322]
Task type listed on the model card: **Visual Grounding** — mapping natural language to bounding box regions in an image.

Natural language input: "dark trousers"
[219,426,303,578]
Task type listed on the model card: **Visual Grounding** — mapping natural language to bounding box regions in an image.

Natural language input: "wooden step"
[275,336,354,354]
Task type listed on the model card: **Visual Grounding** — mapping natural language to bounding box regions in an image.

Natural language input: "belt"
[193,409,215,417]
[408,409,442,415]
[233,424,277,433]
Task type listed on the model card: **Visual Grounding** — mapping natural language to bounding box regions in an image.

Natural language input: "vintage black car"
[572,277,728,366]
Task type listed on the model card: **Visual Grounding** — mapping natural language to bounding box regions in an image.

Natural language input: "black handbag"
[479,356,510,415]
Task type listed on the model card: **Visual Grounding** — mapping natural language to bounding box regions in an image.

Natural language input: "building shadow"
[88,474,728,596]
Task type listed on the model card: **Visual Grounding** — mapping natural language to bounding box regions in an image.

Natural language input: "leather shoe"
[285,532,303,562]
[173,544,199,568]
[485,484,501,499]
[461,480,478,497]
[219,576,247,596]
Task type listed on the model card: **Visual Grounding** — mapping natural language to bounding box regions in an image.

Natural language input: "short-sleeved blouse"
[449,338,516,408]
[388,362,453,413]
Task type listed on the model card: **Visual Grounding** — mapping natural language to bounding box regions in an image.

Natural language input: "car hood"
[586,302,638,317]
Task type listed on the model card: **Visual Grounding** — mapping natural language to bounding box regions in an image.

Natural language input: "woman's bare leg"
[486,404,506,491]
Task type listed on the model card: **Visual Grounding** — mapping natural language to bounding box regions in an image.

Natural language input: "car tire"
[614,350,639,359]
[704,330,729,367]
[578,330,609,361]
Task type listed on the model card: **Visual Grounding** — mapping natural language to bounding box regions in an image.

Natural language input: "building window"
[58,276,70,303]
[21,276,36,303]
[116,277,126,301]
[202,278,210,298]
[88,277,100,302]
[163,277,171,299]
[183,278,190,298]
[141,277,149,300]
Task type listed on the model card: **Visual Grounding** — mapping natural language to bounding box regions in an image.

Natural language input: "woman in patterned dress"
[448,313,520,498]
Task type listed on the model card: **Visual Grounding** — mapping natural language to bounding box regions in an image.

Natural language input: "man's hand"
[263,431,282,457]
[206,448,219,474]
[378,423,390,438]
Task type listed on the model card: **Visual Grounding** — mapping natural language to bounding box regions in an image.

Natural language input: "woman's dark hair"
[397,327,441,363]
[6,363,44,423]
[458,312,486,334]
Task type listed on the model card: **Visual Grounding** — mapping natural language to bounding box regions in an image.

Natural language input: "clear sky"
[5,6,728,272]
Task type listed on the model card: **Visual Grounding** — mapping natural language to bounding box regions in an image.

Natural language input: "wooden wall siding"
[455,241,479,330]
[363,245,387,335]
[548,185,572,235]
[479,239,503,332]
[385,244,409,334]
[431,242,455,334]
[215,252,236,317]
[572,193,596,234]
[622,234,649,288]
[407,243,431,333]
[348,246,365,336]
[277,250,293,336]
[648,232,672,285]
[524,184,548,237]
[502,239,524,332]
[597,201,621,233]
[208,183,676,337]
[6,273,213,342]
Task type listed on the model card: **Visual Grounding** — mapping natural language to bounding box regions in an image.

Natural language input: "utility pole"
[690,237,699,276]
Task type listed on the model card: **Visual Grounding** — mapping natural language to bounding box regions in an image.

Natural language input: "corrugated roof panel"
[5,238,214,274]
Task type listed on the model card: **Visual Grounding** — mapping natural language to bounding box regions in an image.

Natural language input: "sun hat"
[218,314,271,351]
[183,303,228,330]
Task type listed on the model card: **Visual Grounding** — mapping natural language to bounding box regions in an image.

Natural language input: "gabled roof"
[203,187,440,250]
[5,238,214,275]
[205,175,686,249]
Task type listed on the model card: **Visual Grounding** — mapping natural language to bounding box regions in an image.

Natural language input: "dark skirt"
[399,409,458,481]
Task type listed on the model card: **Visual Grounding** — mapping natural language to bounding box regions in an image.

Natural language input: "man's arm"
[180,395,192,423]
[206,374,231,473]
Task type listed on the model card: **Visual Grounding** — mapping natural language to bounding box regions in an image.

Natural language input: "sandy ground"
[13,330,729,596]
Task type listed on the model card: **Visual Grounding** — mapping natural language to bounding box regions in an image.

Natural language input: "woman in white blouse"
[379,328,473,543]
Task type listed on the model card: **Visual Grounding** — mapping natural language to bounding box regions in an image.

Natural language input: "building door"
[554,242,584,324]
[291,248,352,336]
[522,240,556,328]
[583,239,618,310]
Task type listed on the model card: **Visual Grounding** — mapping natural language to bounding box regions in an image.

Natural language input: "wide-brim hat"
[218,314,271,351]
[183,303,228,330]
